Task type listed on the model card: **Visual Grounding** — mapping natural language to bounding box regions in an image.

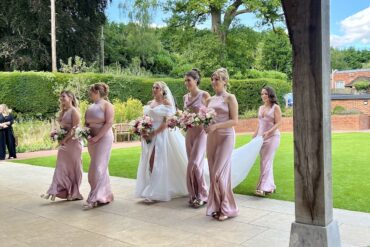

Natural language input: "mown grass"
[11,132,370,213]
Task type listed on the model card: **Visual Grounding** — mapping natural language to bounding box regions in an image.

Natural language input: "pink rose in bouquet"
[130,115,154,144]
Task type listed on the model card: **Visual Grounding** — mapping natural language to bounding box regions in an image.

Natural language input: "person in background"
[0,104,16,159]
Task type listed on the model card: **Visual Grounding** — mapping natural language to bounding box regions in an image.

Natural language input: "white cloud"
[330,7,370,48]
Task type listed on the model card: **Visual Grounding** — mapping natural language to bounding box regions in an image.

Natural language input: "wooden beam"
[281,0,341,245]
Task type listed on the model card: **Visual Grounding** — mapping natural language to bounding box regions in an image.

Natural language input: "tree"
[164,0,283,45]
[259,29,292,77]
[0,0,111,71]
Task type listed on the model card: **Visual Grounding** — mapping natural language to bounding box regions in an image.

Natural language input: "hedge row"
[0,72,291,118]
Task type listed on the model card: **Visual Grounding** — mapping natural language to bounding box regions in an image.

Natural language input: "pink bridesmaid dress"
[184,91,208,204]
[85,101,114,205]
[206,94,238,217]
[47,109,83,200]
[256,104,281,192]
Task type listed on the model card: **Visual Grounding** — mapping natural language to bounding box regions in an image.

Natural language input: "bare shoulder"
[71,107,80,116]
[163,99,171,106]
[274,104,282,111]
[202,90,211,99]
[226,93,237,103]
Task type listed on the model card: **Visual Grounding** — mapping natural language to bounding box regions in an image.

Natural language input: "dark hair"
[262,86,279,105]
[185,68,201,85]
[89,82,109,100]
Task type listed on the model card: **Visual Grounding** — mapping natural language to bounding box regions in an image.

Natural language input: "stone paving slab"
[0,161,369,247]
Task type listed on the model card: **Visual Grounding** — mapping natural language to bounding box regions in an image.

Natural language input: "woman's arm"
[3,114,14,126]
[263,105,282,138]
[147,99,171,139]
[205,94,238,133]
[89,102,114,143]
[202,91,211,105]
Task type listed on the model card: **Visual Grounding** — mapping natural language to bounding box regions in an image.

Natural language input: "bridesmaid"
[0,105,7,160]
[253,86,282,197]
[41,91,83,201]
[84,83,114,209]
[205,68,239,221]
[1,104,17,159]
[183,69,210,208]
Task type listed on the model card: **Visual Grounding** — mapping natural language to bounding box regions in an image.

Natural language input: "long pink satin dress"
[85,101,114,204]
[47,109,83,200]
[206,94,238,217]
[184,91,208,203]
[256,104,280,192]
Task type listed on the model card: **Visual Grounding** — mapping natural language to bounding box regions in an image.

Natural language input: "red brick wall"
[332,70,370,88]
[235,114,369,132]
[331,99,370,115]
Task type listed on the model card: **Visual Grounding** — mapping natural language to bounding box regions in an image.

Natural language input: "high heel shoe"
[218,214,229,221]
[40,194,56,201]
[254,190,266,197]
[83,202,98,209]
[211,212,219,220]
[40,194,50,200]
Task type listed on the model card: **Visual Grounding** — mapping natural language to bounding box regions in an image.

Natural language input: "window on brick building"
[335,81,345,89]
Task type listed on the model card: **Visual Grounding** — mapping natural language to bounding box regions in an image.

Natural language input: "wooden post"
[281,0,341,246]
[51,0,57,72]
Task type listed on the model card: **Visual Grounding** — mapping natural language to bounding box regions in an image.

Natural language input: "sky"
[106,0,370,49]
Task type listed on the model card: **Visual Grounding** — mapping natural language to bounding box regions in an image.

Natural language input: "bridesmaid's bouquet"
[198,106,217,128]
[50,128,68,142]
[177,110,202,131]
[72,127,91,141]
[130,116,154,144]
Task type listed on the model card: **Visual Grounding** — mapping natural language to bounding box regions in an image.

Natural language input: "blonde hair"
[211,67,229,85]
[153,81,168,97]
[0,104,11,116]
[58,91,78,122]
[89,82,109,100]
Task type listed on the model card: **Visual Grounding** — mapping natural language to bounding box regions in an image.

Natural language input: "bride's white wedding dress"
[135,106,263,202]
[135,85,263,201]
[135,104,189,201]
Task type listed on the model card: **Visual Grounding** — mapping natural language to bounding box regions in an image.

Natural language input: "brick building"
[331,68,370,89]
[331,94,370,115]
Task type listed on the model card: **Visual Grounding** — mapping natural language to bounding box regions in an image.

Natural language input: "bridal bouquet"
[130,116,154,144]
[72,127,91,141]
[166,110,183,129]
[198,106,217,128]
[50,128,68,142]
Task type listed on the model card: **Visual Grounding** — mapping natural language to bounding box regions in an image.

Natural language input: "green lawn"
[12,133,370,213]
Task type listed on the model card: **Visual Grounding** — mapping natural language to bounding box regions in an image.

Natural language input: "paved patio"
[0,162,369,247]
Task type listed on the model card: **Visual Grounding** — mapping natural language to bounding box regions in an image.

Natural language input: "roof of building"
[333,68,370,74]
[331,94,370,100]
[347,76,370,86]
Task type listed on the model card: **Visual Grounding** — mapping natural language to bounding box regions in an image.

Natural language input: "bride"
[135,81,264,202]
[135,81,188,202]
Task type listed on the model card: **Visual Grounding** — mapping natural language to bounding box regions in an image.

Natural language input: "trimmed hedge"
[0,72,291,118]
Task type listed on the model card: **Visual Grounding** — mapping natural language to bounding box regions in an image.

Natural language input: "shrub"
[0,72,291,117]
[332,105,346,114]
[354,81,370,92]
[13,120,56,153]
[241,109,258,119]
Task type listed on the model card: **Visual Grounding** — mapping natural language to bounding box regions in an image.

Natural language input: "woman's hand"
[262,131,270,139]
[88,136,100,143]
[60,139,67,146]
[205,124,217,134]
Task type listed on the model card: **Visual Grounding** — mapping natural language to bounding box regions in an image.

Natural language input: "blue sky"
[106,0,370,49]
